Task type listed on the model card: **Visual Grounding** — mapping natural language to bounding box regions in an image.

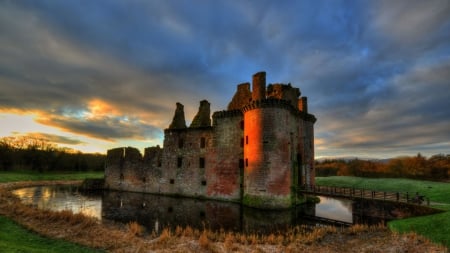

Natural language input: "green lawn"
[0,215,103,253]
[316,176,450,248]
[0,170,104,183]
[0,171,104,252]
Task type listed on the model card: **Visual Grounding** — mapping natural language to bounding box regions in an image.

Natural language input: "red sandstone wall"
[207,112,243,200]
[244,105,294,208]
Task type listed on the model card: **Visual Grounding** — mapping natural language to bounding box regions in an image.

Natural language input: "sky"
[0,0,449,158]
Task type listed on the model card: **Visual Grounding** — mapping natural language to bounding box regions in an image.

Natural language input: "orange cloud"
[86,98,122,119]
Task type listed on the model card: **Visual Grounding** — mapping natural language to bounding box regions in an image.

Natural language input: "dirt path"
[0,181,447,253]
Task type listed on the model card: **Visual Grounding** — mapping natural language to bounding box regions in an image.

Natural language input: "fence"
[299,185,429,206]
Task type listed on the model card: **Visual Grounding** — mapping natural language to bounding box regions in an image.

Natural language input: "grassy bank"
[0,170,104,183]
[0,171,104,252]
[316,176,450,248]
[0,215,102,253]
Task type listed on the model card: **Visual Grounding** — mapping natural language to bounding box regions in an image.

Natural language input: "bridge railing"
[299,185,429,206]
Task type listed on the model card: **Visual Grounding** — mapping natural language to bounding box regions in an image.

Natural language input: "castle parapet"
[242,98,296,113]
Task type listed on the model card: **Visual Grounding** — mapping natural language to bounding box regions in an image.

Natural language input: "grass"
[0,171,104,252]
[0,170,104,183]
[316,176,450,248]
[0,215,102,253]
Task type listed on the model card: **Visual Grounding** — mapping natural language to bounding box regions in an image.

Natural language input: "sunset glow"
[0,1,449,158]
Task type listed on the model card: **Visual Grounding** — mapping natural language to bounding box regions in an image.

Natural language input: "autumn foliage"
[316,153,450,181]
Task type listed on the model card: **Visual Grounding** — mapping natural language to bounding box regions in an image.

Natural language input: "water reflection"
[315,196,353,223]
[12,185,102,220]
[13,186,360,233]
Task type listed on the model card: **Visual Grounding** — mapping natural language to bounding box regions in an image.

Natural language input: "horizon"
[1,1,449,158]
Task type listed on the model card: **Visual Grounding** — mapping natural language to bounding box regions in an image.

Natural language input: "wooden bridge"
[300,214,353,227]
[299,185,429,206]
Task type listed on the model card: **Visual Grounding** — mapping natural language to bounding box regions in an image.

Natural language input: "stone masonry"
[104,72,317,209]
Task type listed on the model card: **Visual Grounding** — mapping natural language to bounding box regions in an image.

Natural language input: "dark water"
[14,185,410,233]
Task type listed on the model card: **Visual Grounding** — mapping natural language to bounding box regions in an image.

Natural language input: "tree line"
[0,136,105,172]
[315,153,450,181]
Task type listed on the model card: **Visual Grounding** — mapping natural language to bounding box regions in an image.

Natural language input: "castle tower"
[241,73,316,209]
[242,100,296,209]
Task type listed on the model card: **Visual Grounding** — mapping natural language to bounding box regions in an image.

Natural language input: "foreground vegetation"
[0,172,105,252]
[0,215,101,253]
[316,176,450,248]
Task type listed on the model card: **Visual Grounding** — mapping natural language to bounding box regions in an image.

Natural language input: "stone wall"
[207,110,244,201]
[161,128,213,197]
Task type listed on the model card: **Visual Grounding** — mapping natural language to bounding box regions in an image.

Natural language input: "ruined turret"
[267,83,301,108]
[252,71,266,101]
[227,82,252,110]
[190,100,211,128]
[169,102,187,129]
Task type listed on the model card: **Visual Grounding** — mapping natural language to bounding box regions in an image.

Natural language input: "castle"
[105,72,316,209]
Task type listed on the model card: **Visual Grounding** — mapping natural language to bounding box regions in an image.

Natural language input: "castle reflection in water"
[15,185,419,234]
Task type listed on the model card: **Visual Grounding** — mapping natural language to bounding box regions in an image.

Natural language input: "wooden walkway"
[299,185,429,206]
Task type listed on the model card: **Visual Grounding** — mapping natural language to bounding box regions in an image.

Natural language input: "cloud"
[370,0,450,45]
[0,1,449,157]
[20,132,86,146]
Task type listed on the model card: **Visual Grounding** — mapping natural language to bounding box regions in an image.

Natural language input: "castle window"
[246,136,248,145]
[239,159,244,169]
[142,177,146,183]
[168,207,173,213]
[199,157,205,168]
[177,157,183,168]
[120,173,124,181]
[201,180,207,186]
[178,138,184,149]
[200,137,206,148]
[157,160,162,167]
[170,179,174,184]
[245,158,248,167]
[240,120,244,130]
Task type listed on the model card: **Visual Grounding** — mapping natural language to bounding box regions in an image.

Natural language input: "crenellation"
[105,71,316,209]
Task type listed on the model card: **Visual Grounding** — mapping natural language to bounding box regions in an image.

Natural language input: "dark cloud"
[0,0,449,157]
[36,113,163,142]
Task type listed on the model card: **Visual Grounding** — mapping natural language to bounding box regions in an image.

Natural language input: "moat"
[12,184,426,234]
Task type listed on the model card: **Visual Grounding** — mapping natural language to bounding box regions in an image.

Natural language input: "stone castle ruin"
[105,72,316,209]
